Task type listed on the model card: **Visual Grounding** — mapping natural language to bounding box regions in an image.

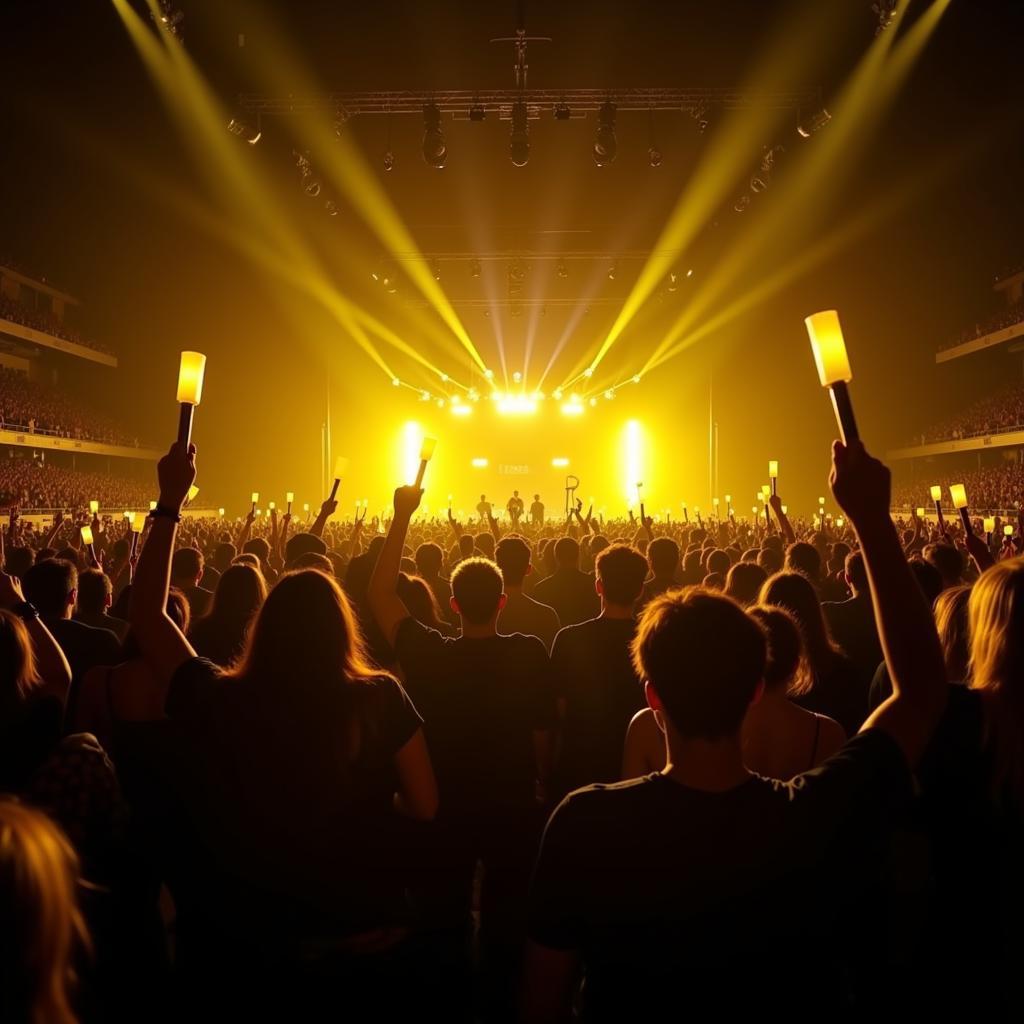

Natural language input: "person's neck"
[600,602,634,620]
[504,584,524,597]
[460,620,498,639]
[662,733,750,792]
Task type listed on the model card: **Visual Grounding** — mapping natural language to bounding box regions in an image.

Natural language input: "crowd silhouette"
[1,424,1023,1022]
[0,293,114,357]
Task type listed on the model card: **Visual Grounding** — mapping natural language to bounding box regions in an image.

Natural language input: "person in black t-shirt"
[550,543,648,798]
[524,439,950,1022]
[370,483,555,1020]
[532,537,601,628]
[125,442,438,1018]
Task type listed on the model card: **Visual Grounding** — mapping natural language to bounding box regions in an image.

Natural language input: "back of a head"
[0,799,86,1024]
[233,553,261,570]
[213,541,237,571]
[24,560,77,619]
[243,537,271,563]
[4,546,34,580]
[397,572,444,630]
[76,569,112,617]
[234,569,367,689]
[725,561,768,607]
[414,542,443,578]
[590,534,610,557]
[935,584,971,683]
[474,532,496,559]
[785,542,822,582]
[554,536,580,570]
[757,546,784,576]
[909,558,944,609]
[924,543,963,587]
[209,563,267,624]
[290,552,335,575]
[171,547,204,582]
[681,548,704,585]
[632,588,767,740]
[0,609,36,699]
[495,536,531,588]
[458,533,475,559]
[706,548,731,577]
[967,561,1024,798]
[759,571,832,667]
[596,543,648,607]
[451,557,504,625]
[285,532,327,569]
[844,550,869,595]
[749,605,809,695]
[648,537,680,579]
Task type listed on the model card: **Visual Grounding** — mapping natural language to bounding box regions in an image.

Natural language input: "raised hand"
[157,441,198,510]
[829,440,891,528]
[0,569,24,609]
[393,485,423,520]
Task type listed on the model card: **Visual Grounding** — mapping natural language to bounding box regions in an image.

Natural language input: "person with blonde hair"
[0,799,89,1024]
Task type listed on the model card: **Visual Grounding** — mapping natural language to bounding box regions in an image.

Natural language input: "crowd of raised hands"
[893,460,1024,514]
[1,430,1022,1022]
[0,366,142,446]
[0,293,114,356]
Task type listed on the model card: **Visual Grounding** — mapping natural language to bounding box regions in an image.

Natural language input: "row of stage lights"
[389,369,644,416]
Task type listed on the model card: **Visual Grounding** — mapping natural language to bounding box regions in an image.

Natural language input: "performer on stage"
[507,489,525,527]
[476,494,493,521]
[530,493,544,526]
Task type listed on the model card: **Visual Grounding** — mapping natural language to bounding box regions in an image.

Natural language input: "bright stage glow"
[497,394,538,415]
[623,420,646,504]
[471,458,489,468]
[552,458,570,468]
[451,404,472,417]
[561,394,584,416]
[401,421,423,485]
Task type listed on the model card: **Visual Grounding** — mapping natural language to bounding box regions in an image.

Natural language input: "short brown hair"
[451,557,504,625]
[596,544,648,606]
[632,588,766,740]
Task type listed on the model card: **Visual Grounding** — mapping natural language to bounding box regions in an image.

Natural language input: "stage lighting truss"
[293,151,321,197]
[228,116,262,145]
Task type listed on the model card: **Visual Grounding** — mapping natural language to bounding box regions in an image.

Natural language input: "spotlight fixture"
[293,151,320,197]
[512,371,522,384]
[554,101,571,121]
[552,388,563,401]
[556,260,568,279]
[470,258,481,278]
[606,264,617,281]
[153,1,184,40]
[467,388,480,401]
[798,108,832,139]
[589,397,598,407]
[469,102,486,122]
[332,105,352,137]
[872,0,899,33]
[733,194,751,213]
[483,369,495,380]
[691,100,714,135]
[431,260,442,281]
[647,108,661,167]
[325,200,339,216]
[421,103,447,168]
[750,145,785,194]
[583,367,594,378]
[439,373,449,383]
[420,390,432,402]
[227,117,261,145]
[593,101,617,167]
[391,377,401,386]
[667,271,678,292]
[648,147,663,168]
[632,374,641,384]
[509,100,530,167]
[604,389,614,400]
[383,150,395,172]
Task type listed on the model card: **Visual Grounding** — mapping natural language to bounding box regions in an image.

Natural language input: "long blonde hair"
[0,799,89,1024]
[968,559,1024,803]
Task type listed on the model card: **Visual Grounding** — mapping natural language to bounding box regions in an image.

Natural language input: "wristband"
[149,504,182,523]
[12,600,39,621]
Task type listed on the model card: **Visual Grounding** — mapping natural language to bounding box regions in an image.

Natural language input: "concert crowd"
[1,422,1022,1022]
[0,293,114,357]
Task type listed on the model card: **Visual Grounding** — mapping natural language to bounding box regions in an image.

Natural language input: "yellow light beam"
[584,1,844,376]
[643,0,943,371]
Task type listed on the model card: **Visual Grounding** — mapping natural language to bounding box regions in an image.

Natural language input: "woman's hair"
[0,800,89,1024]
[968,561,1024,803]
[0,610,38,707]
[759,571,840,680]
[397,573,444,631]
[935,584,971,684]
[120,588,191,662]
[205,564,267,628]
[226,569,382,695]
[748,605,812,697]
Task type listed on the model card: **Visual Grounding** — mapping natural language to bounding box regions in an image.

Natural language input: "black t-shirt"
[528,729,912,1020]
[549,616,642,796]
[394,617,556,817]
[48,617,121,730]
[795,649,867,736]
[532,568,601,628]
[132,657,424,957]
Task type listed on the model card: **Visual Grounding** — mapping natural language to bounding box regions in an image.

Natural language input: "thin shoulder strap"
[809,714,822,769]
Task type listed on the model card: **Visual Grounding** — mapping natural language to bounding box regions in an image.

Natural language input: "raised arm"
[768,494,796,545]
[310,495,337,539]
[831,440,947,765]
[45,511,66,549]
[368,486,422,648]
[128,442,198,687]
[0,570,71,703]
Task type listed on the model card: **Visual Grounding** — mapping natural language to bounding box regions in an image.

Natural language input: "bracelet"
[149,504,182,523]
[12,600,39,621]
